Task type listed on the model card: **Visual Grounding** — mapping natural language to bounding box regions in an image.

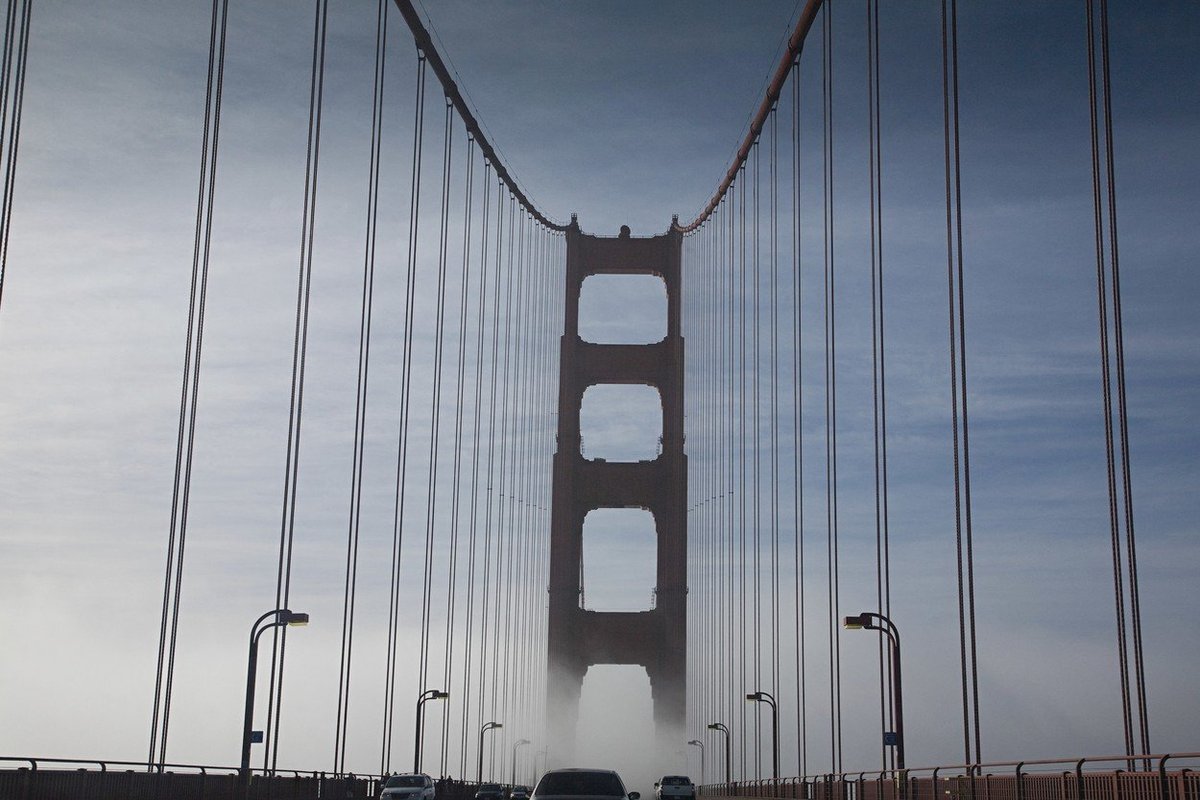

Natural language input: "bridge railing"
[700,753,1200,800]
[0,756,383,800]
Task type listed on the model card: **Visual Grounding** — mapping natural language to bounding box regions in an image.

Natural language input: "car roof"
[543,769,621,774]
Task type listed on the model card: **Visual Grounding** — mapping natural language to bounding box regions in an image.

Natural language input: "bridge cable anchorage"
[866,0,895,774]
[1086,0,1149,766]
[333,0,389,776]
[392,0,565,232]
[790,50,809,781]
[147,0,229,770]
[0,0,31,313]
[265,0,330,771]
[382,49,427,777]
[674,0,823,234]
[940,0,982,767]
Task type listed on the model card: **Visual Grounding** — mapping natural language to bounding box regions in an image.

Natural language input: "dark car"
[476,784,505,800]
[532,769,639,800]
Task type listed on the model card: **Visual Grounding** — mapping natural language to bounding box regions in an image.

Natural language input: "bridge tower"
[546,219,687,760]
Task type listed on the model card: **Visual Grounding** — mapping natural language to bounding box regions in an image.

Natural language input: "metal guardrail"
[698,753,1200,800]
[0,756,381,800]
[0,756,498,800]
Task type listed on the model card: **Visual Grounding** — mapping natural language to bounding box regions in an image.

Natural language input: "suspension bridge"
[0,1,1197,799]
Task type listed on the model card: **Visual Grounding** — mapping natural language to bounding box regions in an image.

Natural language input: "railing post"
[1157,754,1172,800]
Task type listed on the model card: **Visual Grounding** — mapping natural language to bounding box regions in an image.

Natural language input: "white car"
[654,776,695,800]
[380,773,436,800]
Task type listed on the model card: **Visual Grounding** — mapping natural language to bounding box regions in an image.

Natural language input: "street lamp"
[413,689,449,773]
[707,722,731,785]
[512,738,531,789]
[843,612,905,770]
[478,721,503,782]
[744,692,778,781]
[241,609,309,774]
[687,739,705,786]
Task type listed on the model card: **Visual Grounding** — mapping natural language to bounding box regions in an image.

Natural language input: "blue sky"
[0,0,1197,789]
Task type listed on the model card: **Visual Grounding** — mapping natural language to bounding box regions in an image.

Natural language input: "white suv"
[380,773,436,800]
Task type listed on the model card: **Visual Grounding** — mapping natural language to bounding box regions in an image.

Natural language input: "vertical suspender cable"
[489,193,517,766]
[822,0,844,775]
[415,97,454,773]
[751,143,762,779]
[1087,0,1150,762]
[440,135,476,774]
[148,0,228,768]
[271,0,329,764]
[866,0,894,772]
[790,56,807,780]
[0,0,31,312]
[1099,2,1150,753]
[737,171,748,779]
[477,182,506,778]
[333,0,388,774]
[941,0,981,766]
[459,162,493,774]
[265,0,331,769]
[382,51,427,776]
[770,107,782,743]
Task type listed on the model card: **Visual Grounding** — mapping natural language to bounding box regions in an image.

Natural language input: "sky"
[1,0,1198,792]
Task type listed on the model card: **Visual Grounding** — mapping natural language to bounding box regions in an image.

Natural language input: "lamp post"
[478,721,503,782]
[687,739,705,786]
[706,722,731,785]
[512,738,531,789]
[843,612,905,770]
[241,609,308,775]
[413,689,449,773]
[745,692,779,781]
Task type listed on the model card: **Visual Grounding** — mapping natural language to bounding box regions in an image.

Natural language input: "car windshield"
[536,772,625,797]
[386,776,426,788]
[479,785,502,793]
[661,778,690,786]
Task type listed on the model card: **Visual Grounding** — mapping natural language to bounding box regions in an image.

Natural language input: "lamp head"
[516,738,531,746]
[745,692,761,702]
[281,610,310,626]
[706,723,722,731]
[842,614,869,630]
[432,690,450,700]
[688,739,702,746]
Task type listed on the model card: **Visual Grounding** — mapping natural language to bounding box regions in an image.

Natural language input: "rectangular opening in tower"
[581,507,657,611]
[579,273,667,344]
[580,383,663,462]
